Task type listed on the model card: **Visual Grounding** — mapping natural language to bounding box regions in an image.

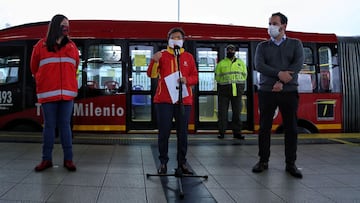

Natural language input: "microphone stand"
[174,46,184,116]
[146,46,208,199]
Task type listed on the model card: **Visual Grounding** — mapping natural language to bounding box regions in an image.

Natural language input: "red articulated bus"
[0,20,359,134]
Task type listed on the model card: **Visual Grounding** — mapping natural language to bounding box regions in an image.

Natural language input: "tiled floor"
[0,134,359,202]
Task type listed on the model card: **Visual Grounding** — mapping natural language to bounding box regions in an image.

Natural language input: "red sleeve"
[30,40,41,76]
[185,53,198,86]
[147,59,159,78]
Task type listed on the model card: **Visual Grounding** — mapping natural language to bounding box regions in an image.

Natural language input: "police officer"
[215,44,247,139]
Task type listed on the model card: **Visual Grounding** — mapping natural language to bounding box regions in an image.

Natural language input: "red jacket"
[147,47,198,105]
[30,38,79,103]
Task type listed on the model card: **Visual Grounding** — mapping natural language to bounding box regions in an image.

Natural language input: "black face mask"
[226,52,235,58]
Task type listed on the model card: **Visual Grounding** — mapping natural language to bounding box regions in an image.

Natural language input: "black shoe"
[286,164,303,178]
[252,161,268,173]
[179,164,193,175]
[218,134,225,139]
[233,134,245,139]
[157,164,167,174]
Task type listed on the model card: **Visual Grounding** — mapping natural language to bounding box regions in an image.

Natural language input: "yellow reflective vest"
[215,57,247,96]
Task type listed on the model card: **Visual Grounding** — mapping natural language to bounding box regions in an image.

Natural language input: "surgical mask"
[268,25,280,38]
[168,39,183,48]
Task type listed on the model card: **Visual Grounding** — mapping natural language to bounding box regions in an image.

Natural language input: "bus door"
[128,43,166,131]
[195,43,252,132]
[0,42,39,131]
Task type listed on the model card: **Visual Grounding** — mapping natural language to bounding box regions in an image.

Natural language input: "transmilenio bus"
[0,20,359,134]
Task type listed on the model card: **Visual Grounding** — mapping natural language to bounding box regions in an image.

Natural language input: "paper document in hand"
[164,71,189,104]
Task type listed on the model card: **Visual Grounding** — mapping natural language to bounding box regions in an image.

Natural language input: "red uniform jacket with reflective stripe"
[30,38,79,103]
[147,47,198,105]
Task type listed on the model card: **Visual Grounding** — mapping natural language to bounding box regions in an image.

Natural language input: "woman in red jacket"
[30,14,79,172]
[147,27,198,175]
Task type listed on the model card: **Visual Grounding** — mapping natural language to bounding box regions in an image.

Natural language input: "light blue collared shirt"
[271,34,287,46]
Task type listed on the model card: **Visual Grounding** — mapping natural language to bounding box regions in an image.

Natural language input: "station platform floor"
[0,132,359,202]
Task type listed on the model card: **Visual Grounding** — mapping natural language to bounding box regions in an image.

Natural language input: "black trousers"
[218,94,242,135]
[155,103,191,165]
[258,91,299,164]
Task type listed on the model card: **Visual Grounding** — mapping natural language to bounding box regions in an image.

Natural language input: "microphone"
[174,45,180,56]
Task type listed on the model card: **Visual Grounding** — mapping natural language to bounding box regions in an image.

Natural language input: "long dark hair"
[45,14,69,52]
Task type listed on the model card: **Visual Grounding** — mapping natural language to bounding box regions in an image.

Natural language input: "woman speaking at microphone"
[147,27,198,175]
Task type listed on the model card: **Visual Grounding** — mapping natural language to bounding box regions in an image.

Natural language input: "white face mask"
[268,25,281,38]
[168,39,184,48]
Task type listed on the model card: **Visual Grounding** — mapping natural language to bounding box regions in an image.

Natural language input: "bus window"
[0,57,19,85]
[198,57,215,70]
[0,70,4,84]
[236,48,248,66]
[331,54,341,92]
[197,49,217,91]
[318,46,332,92]
[196,47,218,122]
[86,44,122,94]
[298,47,316,93]
[130,45,153,91]
[77,48,83,89]
[236,47,248,91]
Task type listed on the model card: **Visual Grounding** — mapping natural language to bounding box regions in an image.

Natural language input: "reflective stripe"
[62,90,78,97]
[216,72,246,84]
[217,81,245,85]
[215,58,247,84]
[39,57,76,68]
[232,83,237,96]
[37,89,77,99]
[150,62,159,78]
[216,71,243,77]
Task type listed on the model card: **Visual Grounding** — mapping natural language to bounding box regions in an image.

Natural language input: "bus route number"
[0,91,12,104]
